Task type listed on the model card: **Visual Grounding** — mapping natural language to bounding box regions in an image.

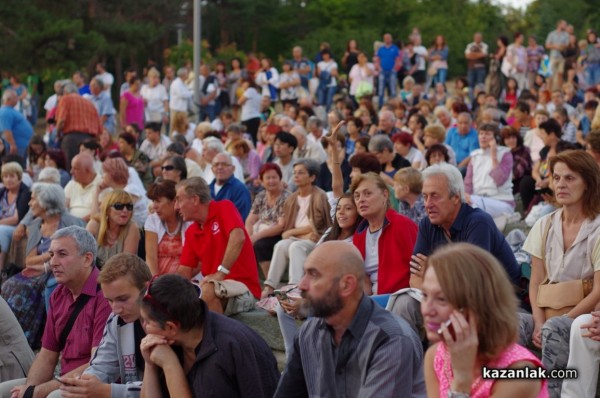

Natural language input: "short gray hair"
[294,158,320,180]
[177,67,189,78]
[290,125,307,137]
[63,82,79,94]
[368,134,394,153]
[32,182,66,215]
[202,136,224,153]
[177,177,211,204]
[38,167,61,184]
[1,89,16,104]
[51,226,98,264]
[91,77,105,90]
[422,163,465,202]
[307,116,323,129]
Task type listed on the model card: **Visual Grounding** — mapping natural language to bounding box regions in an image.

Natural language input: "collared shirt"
[414,203,521,285]
[444,127,479,165]
[88,91,116,134]
[139,135,172,161]
[56,93,103,136]
[209,176,252,220]
[65,173,102,219]
[169,77,192,112]
[275,295,426,397]
[180,200,261,298]
[42,267,112,374]
[398,195,426,225]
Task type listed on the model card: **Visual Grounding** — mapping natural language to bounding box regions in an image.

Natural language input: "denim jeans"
[317,86,337,112]
[200,104,216,122]
[378,70,397,108]
[586,63,600,87]
[433,68,448,86]
[467,67,486,89]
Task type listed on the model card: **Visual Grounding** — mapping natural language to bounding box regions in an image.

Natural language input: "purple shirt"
[42,267,111,374]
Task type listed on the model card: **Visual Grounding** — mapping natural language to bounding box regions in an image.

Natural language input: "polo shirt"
[209,176,251,220]
[42,267,112,374]
[56,93,103,136]
[0,105,34,155]
[444,127,479,165]
[376,44,400,72]
[180,200,261,298]
[413,203,521,285]
[64,173,102,219]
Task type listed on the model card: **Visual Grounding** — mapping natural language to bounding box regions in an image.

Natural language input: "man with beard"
[274,241,426,398]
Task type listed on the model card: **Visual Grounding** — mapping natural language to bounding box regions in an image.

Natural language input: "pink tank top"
[434,342,548,397]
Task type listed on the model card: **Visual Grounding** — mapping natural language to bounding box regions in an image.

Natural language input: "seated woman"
[425,144,450,166]
[464,123,515,219]
[229,138,261,186]
[261,159,331,298]
[245,163,289,278]
[25,136,47,182]
[519,150,600,397]
[94,157,149,228]
[393,167,426,225]
[422,243,546,397]
[392,132,426,170]
[161,155,187,183]
[0,162,31,272]
[87,190,140,266]
[351,172,418,295]
[501,126,532,195]
[118,132,152,188]
[44,148,70,187]
[145,180,191,276]
[1,182,84,348]
[275,192,363,359]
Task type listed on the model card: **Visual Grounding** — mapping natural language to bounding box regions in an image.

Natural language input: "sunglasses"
[112,203,134,211]
[161,165,175,171]
[142,275,174,321]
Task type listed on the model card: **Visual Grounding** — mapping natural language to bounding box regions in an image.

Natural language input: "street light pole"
[193,0,201,119]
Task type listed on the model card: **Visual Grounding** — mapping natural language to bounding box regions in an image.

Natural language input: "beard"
[301,281,344,318]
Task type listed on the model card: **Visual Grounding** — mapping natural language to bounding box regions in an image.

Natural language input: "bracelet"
[217,265,230,275]
[447,391,470,398]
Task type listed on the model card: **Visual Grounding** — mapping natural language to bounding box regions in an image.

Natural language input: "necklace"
[165,220,182,237]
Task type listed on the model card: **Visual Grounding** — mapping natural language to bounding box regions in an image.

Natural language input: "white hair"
[422,163,465,202]
[202,136,224,153]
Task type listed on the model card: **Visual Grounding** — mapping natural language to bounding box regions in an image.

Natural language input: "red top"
[180,200,261,298]
[42,267,112,374]
[56,94,103,136]
[353,209,418,294]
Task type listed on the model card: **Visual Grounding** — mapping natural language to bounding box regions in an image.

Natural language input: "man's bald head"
[307,241,365,285]
[73,153,94,171]
[71,153,96,185]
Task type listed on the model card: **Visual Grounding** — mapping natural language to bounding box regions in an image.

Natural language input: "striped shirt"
[56,93,103,136]
[274,294,426,397]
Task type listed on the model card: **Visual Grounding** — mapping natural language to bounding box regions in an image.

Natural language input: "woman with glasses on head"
[145,180,191,276]
[160,155,187,183]
[86,190,140,266]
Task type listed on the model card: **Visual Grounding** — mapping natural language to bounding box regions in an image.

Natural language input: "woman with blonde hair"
[422,243,547,397]
[140,67,168,125]
[351,172,417,295]
[519,150,600,397]
[170,111,195,143]
[86,190,140,265]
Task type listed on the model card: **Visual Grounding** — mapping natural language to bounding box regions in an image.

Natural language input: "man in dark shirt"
[275,241,426,398]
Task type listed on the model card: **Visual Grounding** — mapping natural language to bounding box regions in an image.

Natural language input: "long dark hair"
[323,193,363,242]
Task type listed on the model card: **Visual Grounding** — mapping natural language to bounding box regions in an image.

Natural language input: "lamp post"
[193,0,201,118]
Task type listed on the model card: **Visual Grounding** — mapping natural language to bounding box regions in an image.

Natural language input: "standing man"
[199,64,219,122]
[376,33,401,108]
[0,89,34,157]
[545,20,570,91]
[0,226,112,398]
[175,177,261,314]
[291,46,312,90]
[274,241,426,397]
[465,32,489,90]
[55,83,103,169]
[72,71,91,96]
[95,63,114,93]
[88,77,116,134]
[209,152,252,220]
[169,67,192,131]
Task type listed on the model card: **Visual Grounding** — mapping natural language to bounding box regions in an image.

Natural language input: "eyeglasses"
[213,162,232,168]
[112,203,134,211]
[161,165,175,171]
[142,275,174,321]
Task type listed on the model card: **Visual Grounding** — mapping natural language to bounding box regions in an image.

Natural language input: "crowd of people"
[0,19,600,398]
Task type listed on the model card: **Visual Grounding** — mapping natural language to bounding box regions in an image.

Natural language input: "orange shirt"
[56,94,103,136]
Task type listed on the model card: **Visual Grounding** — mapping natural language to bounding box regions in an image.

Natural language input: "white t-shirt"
[144,213,191,245]
[317,60,338,87]
[413,46,428,71]
[96,72,114,91]
[140,84,168,121]
[241,88,262,121]
[364,228,382,293]
[294,195,311,228]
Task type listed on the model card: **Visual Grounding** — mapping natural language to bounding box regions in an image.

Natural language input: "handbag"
[536,216,594,318]
[355,81,373,99]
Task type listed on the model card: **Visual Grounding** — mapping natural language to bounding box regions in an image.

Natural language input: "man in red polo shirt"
[175,177,261,315]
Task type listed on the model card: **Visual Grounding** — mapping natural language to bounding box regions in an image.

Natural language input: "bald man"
[64,153,102,221]
[274,241,426,398]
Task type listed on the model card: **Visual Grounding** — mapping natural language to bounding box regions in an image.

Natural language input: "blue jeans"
[433,68,448,85]
[317,86,336,112]
[467,67,486,89]
[200,104,216,122]
[378,70,397,108]
[587,63,600,87]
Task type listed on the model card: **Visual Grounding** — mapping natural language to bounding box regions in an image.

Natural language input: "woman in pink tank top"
[420,243,548,397]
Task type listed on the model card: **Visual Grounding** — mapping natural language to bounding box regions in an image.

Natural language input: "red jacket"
[353,209,417,294]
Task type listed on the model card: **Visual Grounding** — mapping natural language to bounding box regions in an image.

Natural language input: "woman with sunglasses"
[160,156,187,183]
[87,190,140,266]
[145,179,191,276]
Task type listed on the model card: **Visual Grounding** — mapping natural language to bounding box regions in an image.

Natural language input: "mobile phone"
[272,290,288,301]
[437,318,453,335]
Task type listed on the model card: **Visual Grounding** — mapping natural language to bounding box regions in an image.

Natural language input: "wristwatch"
[217,265,230,275]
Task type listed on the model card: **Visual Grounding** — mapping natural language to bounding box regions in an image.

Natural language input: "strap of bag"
[58,284,100,351]
[540,214,554,279]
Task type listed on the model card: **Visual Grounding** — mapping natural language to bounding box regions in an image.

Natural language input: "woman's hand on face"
[442,311,479,386]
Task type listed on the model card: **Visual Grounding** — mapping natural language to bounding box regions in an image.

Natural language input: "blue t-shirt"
[413,203,521,285]
[377,44,400,72]
[444,127,479,165]
[0,105,34,154]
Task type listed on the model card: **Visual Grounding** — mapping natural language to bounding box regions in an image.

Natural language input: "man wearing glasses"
[175,177,261,314]
[208,152,251,220]
[0,226,111,398]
